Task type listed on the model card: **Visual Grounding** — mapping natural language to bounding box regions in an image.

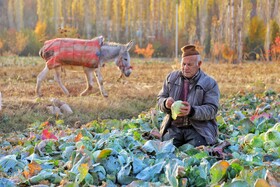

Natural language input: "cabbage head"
[171,100,184,120]
[273,123,280,132]
[264,129,280,146]
[263,140,276,152]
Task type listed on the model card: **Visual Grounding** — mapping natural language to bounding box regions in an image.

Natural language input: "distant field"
[0,57,280,132]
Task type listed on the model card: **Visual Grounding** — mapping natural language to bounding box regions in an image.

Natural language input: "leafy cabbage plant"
[0,155,25,175]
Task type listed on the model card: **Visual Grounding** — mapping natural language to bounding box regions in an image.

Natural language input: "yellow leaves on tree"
[16,32,28,53]
[221,44,235,63]
[212,42,235,63]
[5,30,28,55]
[134,43,154,58]
[270,36,280,61]
[248,17,266,43]
[35,21,47,41]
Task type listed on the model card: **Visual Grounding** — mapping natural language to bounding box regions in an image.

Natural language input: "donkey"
[36,36,133,97]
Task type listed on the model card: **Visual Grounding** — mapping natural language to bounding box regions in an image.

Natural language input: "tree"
[204,0,214,58]
[245,16,266,60]
[7,0,15,29]
[14,0,24,30]
[37,0,54,35]
[271,20,280,45]
[5,30,28,55]
[237,0,244,63]
[0,0,277,58]
[250,0,257,19]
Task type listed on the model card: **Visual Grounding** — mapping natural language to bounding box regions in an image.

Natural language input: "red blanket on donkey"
[41,37,102,69]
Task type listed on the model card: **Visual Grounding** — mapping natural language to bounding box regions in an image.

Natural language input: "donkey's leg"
[54,67,70,96]
[94,66,108,97]
[80,67,94,96]
[36,65,49,97]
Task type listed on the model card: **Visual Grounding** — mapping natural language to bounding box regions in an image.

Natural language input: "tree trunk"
[53,0,59,32]
[220,1,228,45]
[15,0,24,30]
[95,0,101,35]
[250,0,257,19]
[150,0,155,39]
[200,0,208,52]
[7,0,15,29]
[271,0,279,19]
[265,0,271,61]
[138,1,143,46]
[204,0,212,57]
[105,0,111,40]
[230,0,235,50]
[196,5,201,43]
[225,0,230,45]
[237,0,244,63]
[84,1,92,38]
[125,1,129,41]
[115,0,120,41]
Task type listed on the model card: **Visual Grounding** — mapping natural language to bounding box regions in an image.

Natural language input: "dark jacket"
[157,69,220,145]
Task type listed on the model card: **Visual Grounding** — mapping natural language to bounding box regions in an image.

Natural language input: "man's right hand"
[165,97,175,109]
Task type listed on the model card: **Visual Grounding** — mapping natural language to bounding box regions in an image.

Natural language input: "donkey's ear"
[126,40,134,51]
[98,36,104,46]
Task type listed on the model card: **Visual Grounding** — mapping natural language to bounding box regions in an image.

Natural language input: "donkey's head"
[115,41,134,77]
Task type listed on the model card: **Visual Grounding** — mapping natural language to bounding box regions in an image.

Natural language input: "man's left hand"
[178,101,191,116]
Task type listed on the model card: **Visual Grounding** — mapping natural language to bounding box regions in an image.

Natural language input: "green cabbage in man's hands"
[171,100,184,120]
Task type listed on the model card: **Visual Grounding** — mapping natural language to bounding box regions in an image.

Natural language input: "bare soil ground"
[0,57,280,132]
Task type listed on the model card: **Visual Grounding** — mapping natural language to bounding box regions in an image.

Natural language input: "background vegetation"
[0,0,280,62]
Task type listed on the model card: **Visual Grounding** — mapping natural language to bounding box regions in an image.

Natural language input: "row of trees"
[0,0,280,62]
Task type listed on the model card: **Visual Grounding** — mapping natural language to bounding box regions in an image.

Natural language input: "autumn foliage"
[212,42,235,63]
[1,30,28,55]
[270,36,280,61]
[34,21,47,39]
[134,43,155,58]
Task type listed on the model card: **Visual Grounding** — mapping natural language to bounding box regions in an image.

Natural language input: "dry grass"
[0,57,280,132]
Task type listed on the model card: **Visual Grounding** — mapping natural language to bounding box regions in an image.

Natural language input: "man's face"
[181,55,201,78]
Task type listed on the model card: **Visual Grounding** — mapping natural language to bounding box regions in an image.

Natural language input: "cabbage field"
[1,58,280,186]
[0,90,279,187]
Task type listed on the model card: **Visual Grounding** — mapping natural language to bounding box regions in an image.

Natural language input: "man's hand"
[165,97,175,109]
[178,101,191,116]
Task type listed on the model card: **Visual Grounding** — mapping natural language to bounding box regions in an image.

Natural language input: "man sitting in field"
[157,45,220,147]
